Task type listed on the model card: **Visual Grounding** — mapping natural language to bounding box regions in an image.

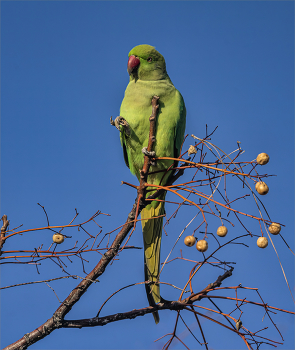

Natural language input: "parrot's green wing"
[174,97,186,161]
[119,45,186,323]
[120,129,130,169]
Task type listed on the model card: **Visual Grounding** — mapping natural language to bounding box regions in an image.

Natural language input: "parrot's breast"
[120,79,184,183]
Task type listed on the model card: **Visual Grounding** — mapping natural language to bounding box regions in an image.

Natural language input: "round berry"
[256,153,270,165]
[184,235,196,247]
[268,223,281,235]
[255,181,269,195]
[196,240,208,252]
[216,225,228,237]
[257,236,268,248]
[53,234,64,244]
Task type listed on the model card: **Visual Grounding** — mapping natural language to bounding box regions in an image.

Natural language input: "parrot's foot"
[142,147,155,157]
[110,116,130,136]
[142,147,156,166]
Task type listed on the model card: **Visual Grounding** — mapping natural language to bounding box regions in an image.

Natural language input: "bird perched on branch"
[118,44,186,323]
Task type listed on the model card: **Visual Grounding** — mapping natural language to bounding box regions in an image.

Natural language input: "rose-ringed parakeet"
[119,45,186,323]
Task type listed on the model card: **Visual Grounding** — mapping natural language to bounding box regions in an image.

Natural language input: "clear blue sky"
[1,1,294,349]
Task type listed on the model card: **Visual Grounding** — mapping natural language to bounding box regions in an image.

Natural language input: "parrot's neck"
[129,73,172,85]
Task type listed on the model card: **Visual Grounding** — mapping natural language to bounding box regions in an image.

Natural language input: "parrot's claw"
[110,116,130,136]
[142,147,156,158]
[142,147,156,165]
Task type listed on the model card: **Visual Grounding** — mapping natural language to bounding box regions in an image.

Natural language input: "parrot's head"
[127,45,168,81]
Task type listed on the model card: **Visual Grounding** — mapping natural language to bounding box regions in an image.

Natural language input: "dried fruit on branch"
[53,234,64,244]
[184,235,196,247]
[196,239,208,252]
[257,236,268,248]
[216,225,228,237]
[188,145,197,155]
[256,152,270,165]
[268,223,281,235]
[255,181,269,195]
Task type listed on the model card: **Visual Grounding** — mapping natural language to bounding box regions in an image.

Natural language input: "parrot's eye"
[147,57,153,62]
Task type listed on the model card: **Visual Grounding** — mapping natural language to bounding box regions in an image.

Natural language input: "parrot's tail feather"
[141,195,165,324]
[144,277,160,324]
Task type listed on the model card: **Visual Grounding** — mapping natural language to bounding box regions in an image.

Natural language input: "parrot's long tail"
[141,194,166,324]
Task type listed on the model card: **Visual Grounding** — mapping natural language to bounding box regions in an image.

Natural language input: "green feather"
[141,196,165,324]
[119,45,186,323]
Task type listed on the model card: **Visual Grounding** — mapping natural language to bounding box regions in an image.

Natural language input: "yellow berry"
[196,240,208,252]
[255,181,269,195]
[53,234,64,244]
[256,153,270,165]
[257,236,268,248]
[216,225,228,237]
[268,223,281,235]
[184,235,196,247]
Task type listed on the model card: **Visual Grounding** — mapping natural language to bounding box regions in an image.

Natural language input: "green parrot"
[119,44,186,323]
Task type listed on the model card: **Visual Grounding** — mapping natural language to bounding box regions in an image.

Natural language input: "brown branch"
[3,97,162,350]
[13,291,285,349]
[0,215,9,253]
[138,96,159,192]
[4,193,140,350]
[157,156,258,178]
[3,210,109,242]
[184,267,234,303]
[61,267,234,328]
[191,311,208,349]
[62,302,184,328]
[198,295,295,315]
[3,119,290,349]
[0,275,100,290]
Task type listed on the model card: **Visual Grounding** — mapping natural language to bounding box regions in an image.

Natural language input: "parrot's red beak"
[127,55,140,75]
